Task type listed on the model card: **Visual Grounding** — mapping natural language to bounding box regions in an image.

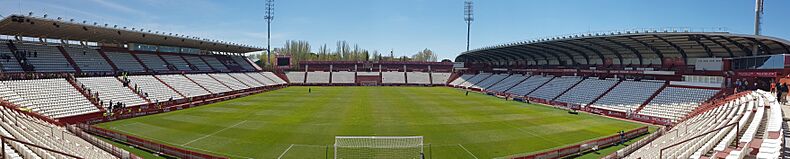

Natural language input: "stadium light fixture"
[464,0,474,51]
[43,14,47,18]
[28,12,33,16]
[264,0,274,67]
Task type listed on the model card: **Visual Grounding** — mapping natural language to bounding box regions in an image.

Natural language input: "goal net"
[334,136,424,159]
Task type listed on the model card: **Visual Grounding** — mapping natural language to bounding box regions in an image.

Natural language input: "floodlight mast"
[464,1,474,52]
[753,0,764,54]
[265,0,274,68]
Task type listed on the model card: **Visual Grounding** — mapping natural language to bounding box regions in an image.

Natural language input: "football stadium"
[0,0,787,159]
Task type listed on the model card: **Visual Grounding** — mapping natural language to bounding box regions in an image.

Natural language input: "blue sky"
[1,0,788,60]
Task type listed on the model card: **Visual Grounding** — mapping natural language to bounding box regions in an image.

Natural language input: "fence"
[77,124,227,159]
[506,126,649,159]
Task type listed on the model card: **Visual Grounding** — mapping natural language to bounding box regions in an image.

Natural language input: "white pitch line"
[181,120,247,146]
[112,125,255,159]
[277,144,295,159]
[458,144,479,159]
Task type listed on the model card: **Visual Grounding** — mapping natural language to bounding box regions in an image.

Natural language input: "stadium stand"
[554,78,619,106]
[161,55,192,71]
[184,56,212,71]
[626,91,782,159]
[448,74,474,86]
[62,46,114,72]
[245,72,277,86]
[306,71,330,84]
[0,42,24,72]
[505,75,554,96]
[486,74,528,93]
[202,56,230,72]
[332,71,356,84]
[76,76,148,108]
[527,76,582,100]
[156,74,211,97]
[406,72,430,84]
[104,51,146,72]
[127,75,184,102]
[135,53,170,72]
[0,106,117,159]
[185,74,233,93]
[590,80,664,113]
[382,71,406,84]
[286,72,306,84]
[230,56,255,71]
[637,87,719,121]
[209,73,250,90]
[430,72,451,85]
[470,73,508,90]
[14,43,75,72]
[458,73,492,88]
[261,72,288,85]
[0,78,98,118]
[228,73,265,87]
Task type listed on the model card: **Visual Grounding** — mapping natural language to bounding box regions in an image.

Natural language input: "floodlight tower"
[464,1,474,51]
[753,0,764,54]
[265,0,275,67]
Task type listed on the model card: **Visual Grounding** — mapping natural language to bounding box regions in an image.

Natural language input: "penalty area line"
[458,144,479,159]
[277,144,295,159]
[181,120,248,146]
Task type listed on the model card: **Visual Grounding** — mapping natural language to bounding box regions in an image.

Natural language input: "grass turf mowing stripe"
[97,86,646,158]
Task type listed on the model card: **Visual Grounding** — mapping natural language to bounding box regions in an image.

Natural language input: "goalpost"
[334,136,424,159]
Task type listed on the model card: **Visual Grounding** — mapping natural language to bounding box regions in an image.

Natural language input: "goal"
[334,136,424,159]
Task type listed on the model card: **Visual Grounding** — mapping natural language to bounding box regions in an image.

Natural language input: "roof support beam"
[524,45,566,65]
[652,35,687,64]
[602,38,643,65]
[578,38,623,65]
[559,41,605,64]
[700,35,733,57]
[627,36,664,64]
[543,42,590,65]
[494,48,538,65]
[746,38,772,55]
[512,46,552,65]
[716,35,752,56]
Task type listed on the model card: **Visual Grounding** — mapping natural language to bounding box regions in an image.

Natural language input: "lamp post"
[464,1,474,51]
[265,0,275,68]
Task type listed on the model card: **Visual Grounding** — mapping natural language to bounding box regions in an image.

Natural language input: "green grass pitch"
[96,86,646,159]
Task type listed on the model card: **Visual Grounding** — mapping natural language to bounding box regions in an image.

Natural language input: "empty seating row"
[77,76,148,108]
[306,72,331,84]
[527,76,582,100]
[261,72,288,85]
[638,87,719,121]
[448,74,474,86]
[202,56,230,72]
[0,106,118,159]
[458,73,492,88]
[0,42,23,72]
[286,72,306,83]
[554,78,618,106]
[105,51,146,72]
[486,74,529,93]
[505,75,554,96]
[406,72,430,84]
[156,74,211,98]
[184,56,212,71]
[14,43,75,72]
[471,74,508,90]
[0,78,98,118]
[244,72,277,86]
[135,53,170,72]
[127,75,184,102]
[161,55,191,71]
[63,46,113,72]
[430,72,451,84]
[332,71,356,84]
[230,56,255,71]
[382,72,406,84]
[209,73,250,90]
[590,80,664,112]
[185,74,233,94]
[228,73,265,87]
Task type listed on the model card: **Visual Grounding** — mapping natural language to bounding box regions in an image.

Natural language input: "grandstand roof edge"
[0,15,264,53]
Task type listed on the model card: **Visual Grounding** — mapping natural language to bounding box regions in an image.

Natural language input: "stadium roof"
[0,15,264,53]
[457,32,790,66]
